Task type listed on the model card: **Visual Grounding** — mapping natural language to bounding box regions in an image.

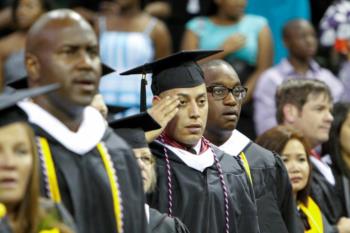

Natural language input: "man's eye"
[214,88,225,95]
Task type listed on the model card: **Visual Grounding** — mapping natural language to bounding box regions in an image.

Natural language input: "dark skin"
[26,10,102,131]
[202,60,243,146]
[283,19,318,75]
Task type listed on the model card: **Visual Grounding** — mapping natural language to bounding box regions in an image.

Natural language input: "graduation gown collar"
[219,129,251,156]
[157,139,215,172]
[18,100,106,155]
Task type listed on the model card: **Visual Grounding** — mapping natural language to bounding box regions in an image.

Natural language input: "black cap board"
[0,83,60,126]
[6,63,116,89]
[115,128,148,149]
[108,112,160,132]
[120,50,222,112]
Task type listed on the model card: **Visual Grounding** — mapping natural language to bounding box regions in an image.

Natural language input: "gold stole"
[37,137,124,233]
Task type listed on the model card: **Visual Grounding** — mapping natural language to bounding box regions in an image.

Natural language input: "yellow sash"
[240,152,252,184]
[298,197,324,233]
[37,137,124,233]
[0,203,6,219]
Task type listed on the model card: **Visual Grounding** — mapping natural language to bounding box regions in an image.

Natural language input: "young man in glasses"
[202,59,301,233]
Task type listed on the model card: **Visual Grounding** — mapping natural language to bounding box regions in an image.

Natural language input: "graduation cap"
[5,63,116,89]
[110,112,161,149]
[120,50,222,112]
[109,112,160,132]
[0,83,60,126]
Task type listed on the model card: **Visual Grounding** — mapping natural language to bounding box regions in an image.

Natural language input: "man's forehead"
[40,21,97,48]
[306,92,332,105]
[160,84,206,96]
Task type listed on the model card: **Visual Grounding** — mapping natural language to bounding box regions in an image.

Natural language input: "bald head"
[24,9,101,109]
[200,59,238,83]
[26,9,95,54]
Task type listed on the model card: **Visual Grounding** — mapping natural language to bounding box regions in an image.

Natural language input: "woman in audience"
[96,0,171,116]
[0,0,53,87]
[181,0,273,139]
[256,125,338,233]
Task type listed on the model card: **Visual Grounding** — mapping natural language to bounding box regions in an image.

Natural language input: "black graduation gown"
[32,125,148,233]
[148,141,259,233]
[310,165,347,224]
[242,142,302,233]
[148,207,190,233]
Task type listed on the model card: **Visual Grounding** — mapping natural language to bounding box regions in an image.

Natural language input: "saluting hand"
[146,96,179,142]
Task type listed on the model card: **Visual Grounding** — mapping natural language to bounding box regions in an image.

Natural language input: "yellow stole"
[36,137,124,233]
[240,152,252,184]
[298,196,324,233]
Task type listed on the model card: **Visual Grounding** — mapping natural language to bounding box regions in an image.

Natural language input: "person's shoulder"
[211,144,245,173]
[186,16,210,31]
[243,14,268,28]
[243,142,276,168]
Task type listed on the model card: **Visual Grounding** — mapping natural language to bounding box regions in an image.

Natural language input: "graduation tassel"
[159,135,174,217]
[140,73,147,112]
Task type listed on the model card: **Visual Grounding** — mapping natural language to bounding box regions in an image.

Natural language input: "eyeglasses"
[207,85,248,101]
[135,155,154,166]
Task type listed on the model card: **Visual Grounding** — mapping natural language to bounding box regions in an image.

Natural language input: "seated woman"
[96,0,172,116]
[0,0,53,87]
[0,86,75,233]
[256,125,338,233]
[181,0,273,139]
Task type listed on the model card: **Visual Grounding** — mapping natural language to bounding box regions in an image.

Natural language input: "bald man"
[254,19,344,135]
[18,9,148,233]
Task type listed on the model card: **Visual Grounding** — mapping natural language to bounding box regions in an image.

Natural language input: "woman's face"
[16,0,44,29]
[340,113,350,165]
[281,139,310,195]
[0,123,33,209]
[133,148,155,193]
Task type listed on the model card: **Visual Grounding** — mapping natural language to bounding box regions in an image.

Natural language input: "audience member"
[182,0,273,139]
[275,79,350,230]
[97,0,171,116]
[0,0,53,89]
[254,19,344,135]
[256,125,338,233]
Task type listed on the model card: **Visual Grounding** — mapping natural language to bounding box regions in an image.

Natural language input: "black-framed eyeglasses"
[207,85,248,101]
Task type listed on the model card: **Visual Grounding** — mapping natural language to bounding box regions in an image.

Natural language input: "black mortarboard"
[115,128,148,149]
[108,112,161,132]
[5,63,115,89]
[0,84,60,126]
[120,50,222,112]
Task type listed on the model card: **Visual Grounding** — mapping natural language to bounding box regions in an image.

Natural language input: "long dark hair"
[256,125,312,205]
[322,102,350,178]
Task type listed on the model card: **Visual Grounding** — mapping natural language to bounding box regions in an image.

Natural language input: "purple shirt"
[339,61,350,101]
[253,58,344,135]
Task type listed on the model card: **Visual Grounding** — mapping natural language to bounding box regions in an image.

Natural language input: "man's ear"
[283,103,299,123]
[25,53,40,84]
[152,96,161,106]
